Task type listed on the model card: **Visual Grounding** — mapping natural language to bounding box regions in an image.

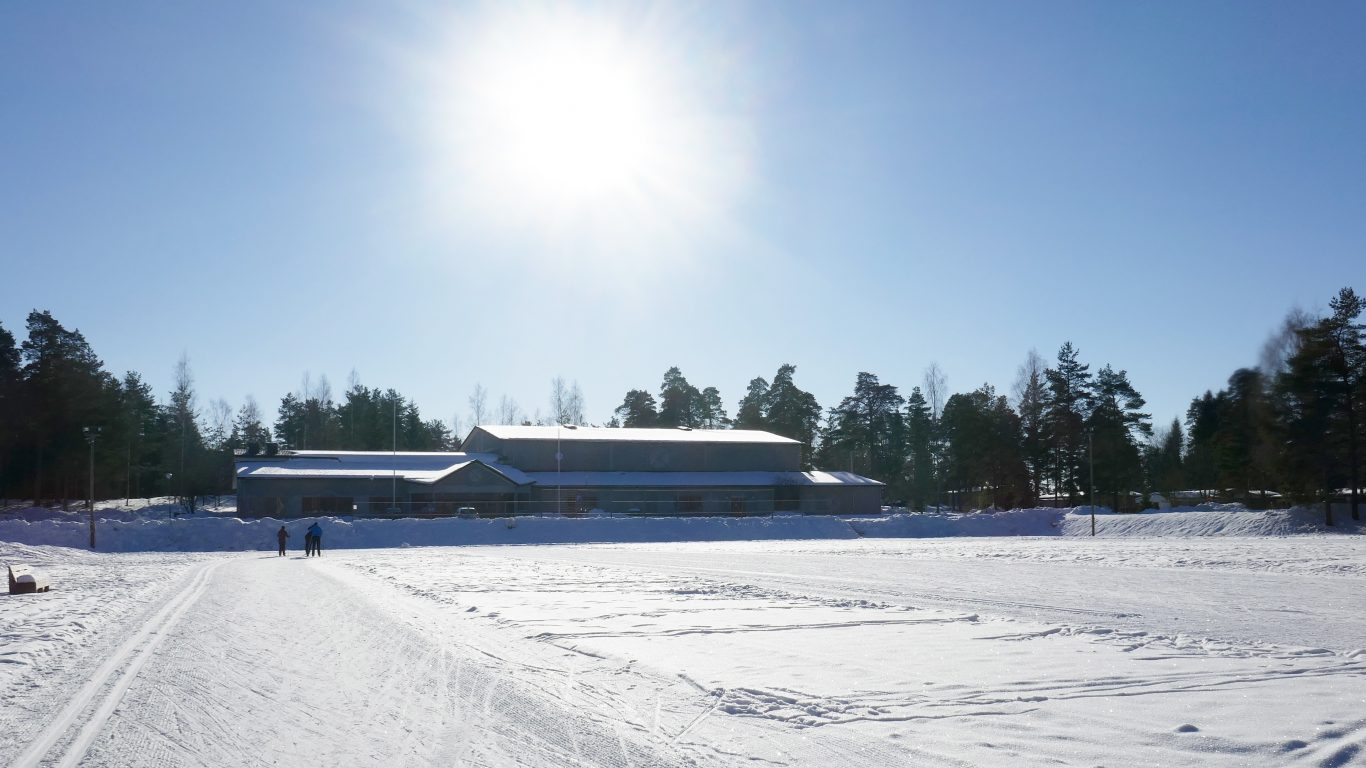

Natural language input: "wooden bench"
[8,564,51,595]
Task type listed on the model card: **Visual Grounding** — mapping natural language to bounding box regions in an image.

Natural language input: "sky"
[2,0,1363,440]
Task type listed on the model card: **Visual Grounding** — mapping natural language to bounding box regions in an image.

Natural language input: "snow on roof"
[521,470,883,488]
[471,425,799,445]
[236,452,532,486]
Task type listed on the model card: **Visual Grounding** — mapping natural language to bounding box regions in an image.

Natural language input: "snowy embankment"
[0,513,858,552]
[0,502,1358,552]
[852,504,1361,538]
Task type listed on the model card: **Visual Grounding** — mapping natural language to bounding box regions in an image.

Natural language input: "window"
[678,493,703,513]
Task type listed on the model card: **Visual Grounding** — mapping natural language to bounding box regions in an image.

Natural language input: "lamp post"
[84,426,101,549]
[1088,429,1096,537]
[392,394,398,514]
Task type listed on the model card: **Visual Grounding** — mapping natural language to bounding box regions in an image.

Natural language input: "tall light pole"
[392,394,398,515]
[84,426,100,549]
[1088,428,1096,537]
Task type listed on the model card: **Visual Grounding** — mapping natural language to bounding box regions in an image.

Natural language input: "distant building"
[235,425,882,518]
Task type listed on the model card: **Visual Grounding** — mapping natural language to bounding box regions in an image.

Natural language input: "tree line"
[2,286,1360,523]
[0,311,453,510]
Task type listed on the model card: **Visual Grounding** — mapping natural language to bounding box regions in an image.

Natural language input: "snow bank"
[849,507,1067,537]
[0,514,857,552]
[1,503,1357,553]
[1063,504,1361,537]
[852,505,1361,539]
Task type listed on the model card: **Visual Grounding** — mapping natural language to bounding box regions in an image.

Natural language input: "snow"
[1,504,1363,766]
[235,451,533,485]
[472,424,800,444]
[2,502,1356,554]
[523,469,883,486]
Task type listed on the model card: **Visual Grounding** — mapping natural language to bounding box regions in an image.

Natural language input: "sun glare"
[420,6,751,250]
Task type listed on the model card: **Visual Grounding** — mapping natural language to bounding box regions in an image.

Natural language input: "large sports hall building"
[234,425,882,518]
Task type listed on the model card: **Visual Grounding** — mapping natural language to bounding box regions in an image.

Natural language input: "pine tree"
[657,367,704,428]
[614,389,659,427]
[733,377,769,430]
[905,387,933,510]
[20,310,118,505]
[1087,365,1152,511]
[822,372,906,486]
[1279,287,1365,522]
[0,323,19,503]
[764,365,821,469]
[1042,342,1092,504]
[698,386,730,429]
[1183,391,1220,498]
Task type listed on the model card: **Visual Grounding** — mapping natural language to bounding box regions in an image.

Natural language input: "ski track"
[52,555,695,768]
[9,558,223,768]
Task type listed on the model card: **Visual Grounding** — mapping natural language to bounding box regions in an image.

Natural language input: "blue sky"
[3,1,1363,437]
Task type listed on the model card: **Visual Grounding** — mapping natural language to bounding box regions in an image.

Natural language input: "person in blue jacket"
[307,521,323,556]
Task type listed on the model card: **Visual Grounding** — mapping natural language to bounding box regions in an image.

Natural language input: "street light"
[84,426,101,549]
[1088,428,1097,537]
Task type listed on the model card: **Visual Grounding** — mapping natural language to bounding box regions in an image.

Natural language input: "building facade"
[235,425,883,518]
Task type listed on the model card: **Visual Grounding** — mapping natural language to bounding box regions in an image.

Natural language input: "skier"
[276,525,289,557]
[307,521,323,556]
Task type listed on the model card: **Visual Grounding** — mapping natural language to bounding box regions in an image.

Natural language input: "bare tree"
[1012,349,1048,502]
[1259,306,1314,376]
[550,376,569,424]
[550,376,586,425]
[567,381,585,425]
[206,397,232,449]
[497,395,523,425]
[468,383,488,427]
[923,362,946,422]
[923,362,947,510]
[298,372,332,406]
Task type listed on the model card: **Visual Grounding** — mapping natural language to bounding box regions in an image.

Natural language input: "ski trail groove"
[11,559,222,768]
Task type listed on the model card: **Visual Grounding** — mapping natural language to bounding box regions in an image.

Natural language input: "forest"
[0,286,1360,523]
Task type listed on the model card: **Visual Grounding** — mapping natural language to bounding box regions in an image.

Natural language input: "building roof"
[235,451,533,486]
[522,470,883,488]
[469,425,800,445]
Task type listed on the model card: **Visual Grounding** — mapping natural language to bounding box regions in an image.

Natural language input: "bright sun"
[474,24,658,204]
[422,6,749,246]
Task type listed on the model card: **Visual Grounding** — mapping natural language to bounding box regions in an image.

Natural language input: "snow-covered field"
[2,510,1363,766]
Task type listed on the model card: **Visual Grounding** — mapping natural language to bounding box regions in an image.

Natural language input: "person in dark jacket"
[307,521,323,556]
[276,525,289,557]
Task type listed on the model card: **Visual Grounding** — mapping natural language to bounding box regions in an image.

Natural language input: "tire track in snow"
[10,558,222,768]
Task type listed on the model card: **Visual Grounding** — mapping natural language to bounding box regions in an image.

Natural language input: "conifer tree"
[733,377,769,430]
[614,389,659,427]
[905,387,933,510]
[763,365,822,468]
[1086,365,1152,511]
[1042,342,1093,504]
